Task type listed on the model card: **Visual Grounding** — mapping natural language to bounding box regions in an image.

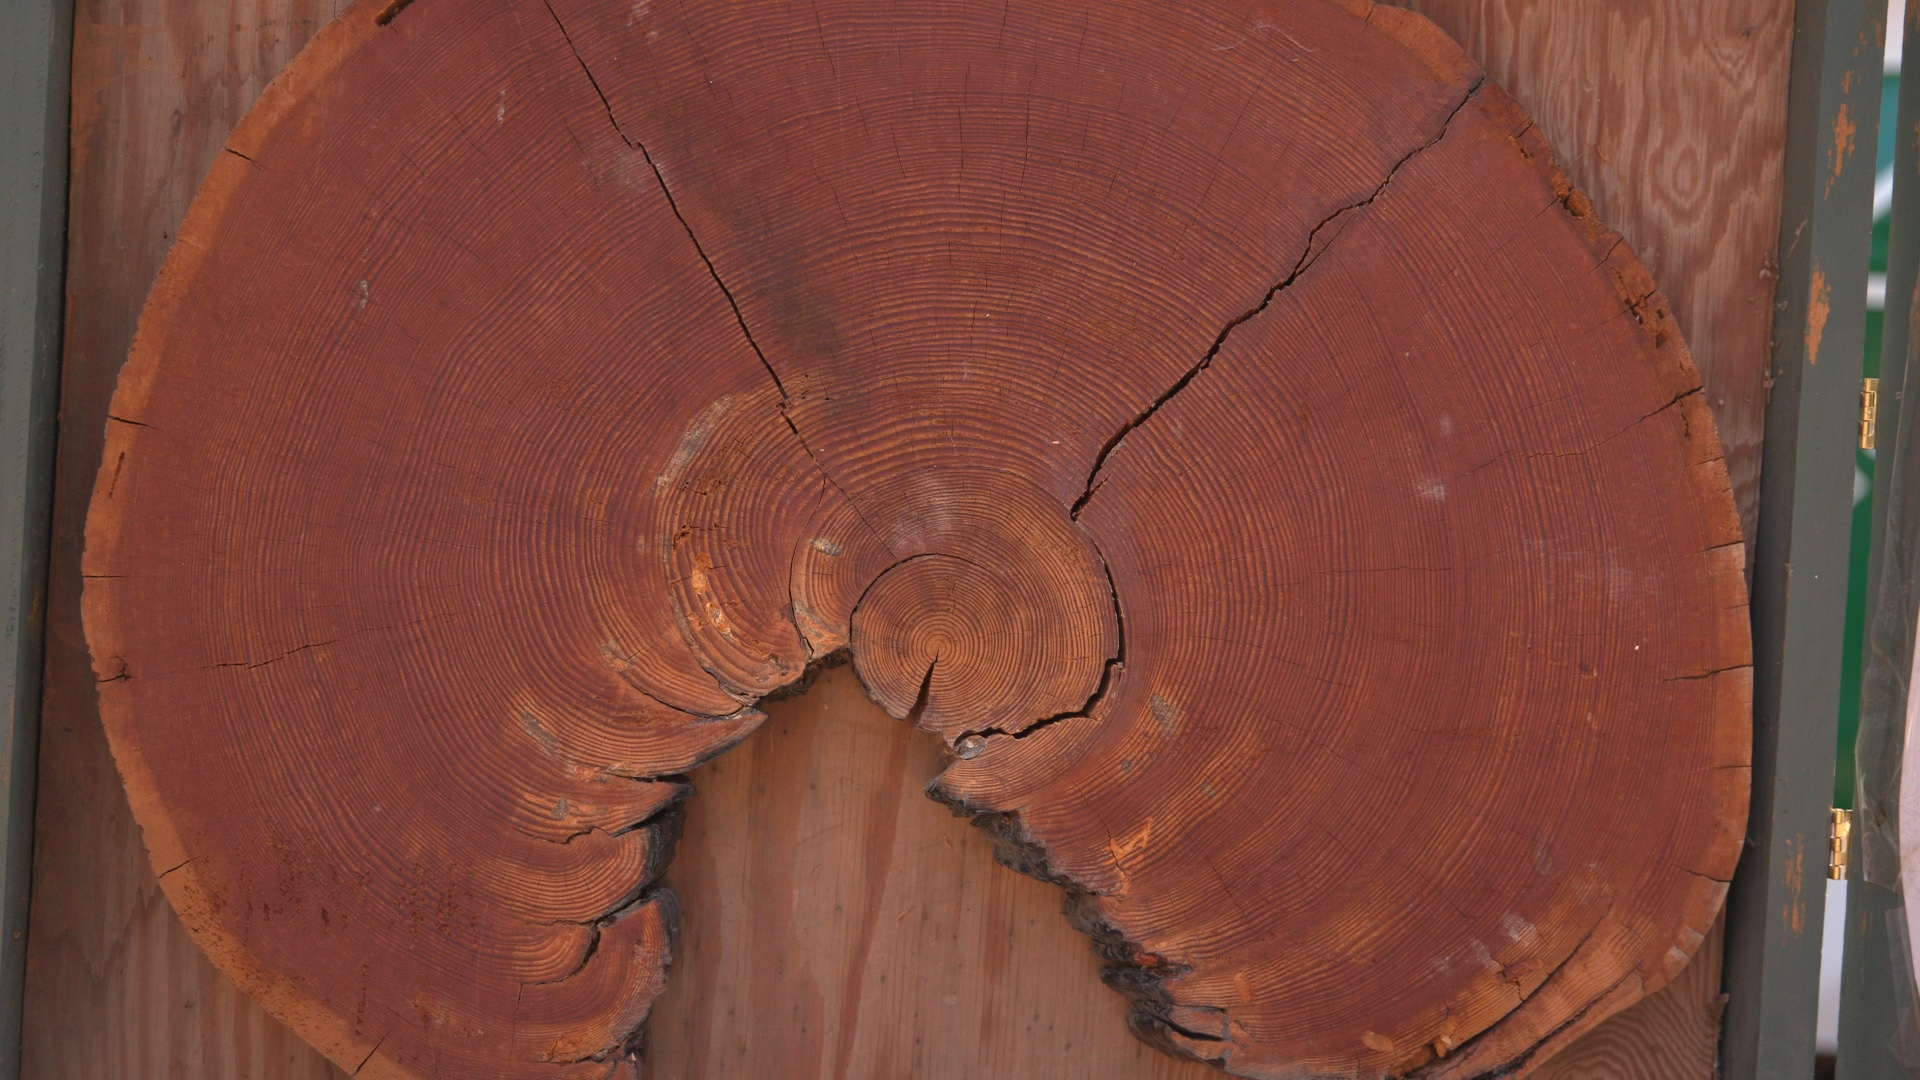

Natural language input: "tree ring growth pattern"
[81,0,1751,1077]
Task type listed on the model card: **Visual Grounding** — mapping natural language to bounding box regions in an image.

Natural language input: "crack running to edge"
[540,0,880,541]
[352,1029,394,1076]
[905,657,939,725]
[1069,75,1488,521]
[539,0,781,396]
[511,30,1496,1072]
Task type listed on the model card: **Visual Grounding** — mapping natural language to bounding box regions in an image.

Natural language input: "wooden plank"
[1372,3,1798,1076]
[648,664,1219,1079]
[21,2,1792,1078]
[0,0,73,1069]
[18,0,351,1075]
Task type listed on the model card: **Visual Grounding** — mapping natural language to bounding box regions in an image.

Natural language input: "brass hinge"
[1830,807,1853,880]
[1862,377,1880,451]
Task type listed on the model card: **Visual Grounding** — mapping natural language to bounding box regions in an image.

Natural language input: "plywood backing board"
[1405,0,1794,546]
[648,665,1220,1080]
[20,1,1789,1077]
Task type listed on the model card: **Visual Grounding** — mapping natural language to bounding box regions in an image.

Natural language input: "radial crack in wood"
[1070,71,1487,522]
[82,0,1750,1077]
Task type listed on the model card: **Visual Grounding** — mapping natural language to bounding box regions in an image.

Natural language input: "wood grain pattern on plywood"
[21,0,353,1075]
[1402,0,1793,546]
[75,1,1749,1078]
[647,664,1219,1080]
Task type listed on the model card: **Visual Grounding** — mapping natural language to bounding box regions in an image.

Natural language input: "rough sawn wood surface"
[80,0,1751,1077]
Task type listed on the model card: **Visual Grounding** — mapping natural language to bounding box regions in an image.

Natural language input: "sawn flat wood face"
[80,0,1752,1076]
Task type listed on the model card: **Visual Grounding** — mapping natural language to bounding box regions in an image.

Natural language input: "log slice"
[82,0,1750,1076]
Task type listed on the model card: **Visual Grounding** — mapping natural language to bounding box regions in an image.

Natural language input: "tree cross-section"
[81,0,1751,1076]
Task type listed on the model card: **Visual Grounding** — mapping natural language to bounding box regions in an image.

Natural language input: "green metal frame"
[1840,0,1920,1073]
[1725,0,1884,1077]
[0,0,72,1072]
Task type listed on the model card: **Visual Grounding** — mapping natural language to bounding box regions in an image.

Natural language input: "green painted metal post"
[0,0,70,1072]
[1724,0,1884,1076]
